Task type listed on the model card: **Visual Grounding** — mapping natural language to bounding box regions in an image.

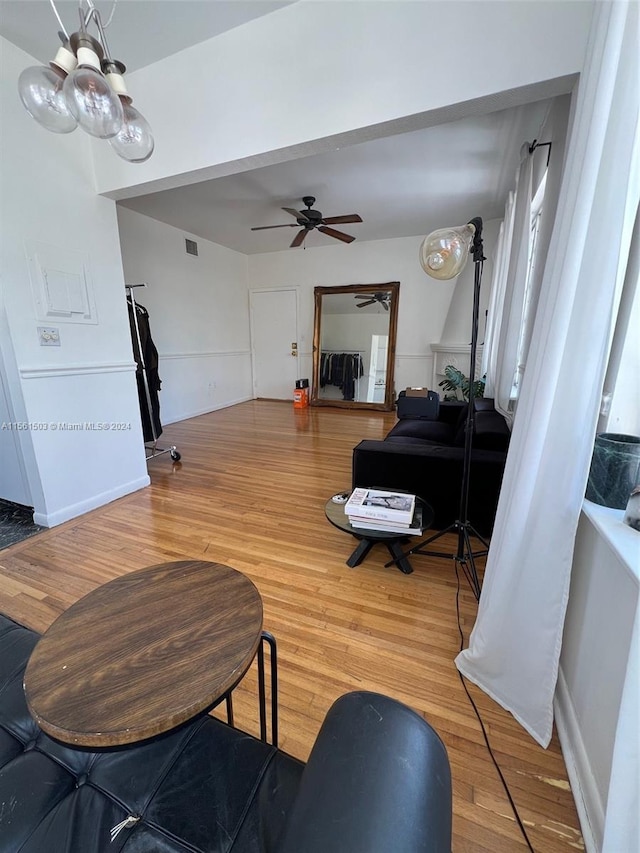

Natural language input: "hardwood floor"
[0,401,583,852]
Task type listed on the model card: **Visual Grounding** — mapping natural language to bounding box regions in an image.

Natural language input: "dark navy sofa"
[353,398,510,536]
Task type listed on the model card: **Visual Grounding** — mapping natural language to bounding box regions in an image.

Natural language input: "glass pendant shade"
[18,65,78,134]
[419,223,476,280]
[63,66,124,138]
[109,102,154,162]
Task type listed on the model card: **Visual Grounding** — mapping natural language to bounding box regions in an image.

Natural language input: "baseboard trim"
[162,396,254,425]
[34,475,150,528]
[554,667,604,853]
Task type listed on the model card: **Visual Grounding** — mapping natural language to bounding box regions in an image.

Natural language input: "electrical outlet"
[38,327,60,346]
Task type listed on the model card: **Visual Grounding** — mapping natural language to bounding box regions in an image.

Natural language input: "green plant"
[438,365,486,402]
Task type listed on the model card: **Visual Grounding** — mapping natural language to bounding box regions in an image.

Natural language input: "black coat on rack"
[320,352,364,401]
[127,299,163,442]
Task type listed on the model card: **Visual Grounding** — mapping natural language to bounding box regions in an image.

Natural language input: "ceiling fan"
[355,292,390,311]
[251,196,362,248]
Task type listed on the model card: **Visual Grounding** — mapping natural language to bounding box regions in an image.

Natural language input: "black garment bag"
[127,298,163,442]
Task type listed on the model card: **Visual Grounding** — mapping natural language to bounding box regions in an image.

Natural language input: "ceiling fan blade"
[383,302,389,311]
[282,207,310,221]
[322,215,363,225]
[290,229,309,248]
[318,226,355,244]
[356,299,376,308]
[251,224,298,230]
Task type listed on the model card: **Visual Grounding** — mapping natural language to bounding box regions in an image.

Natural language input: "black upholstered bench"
[0,614,452,853]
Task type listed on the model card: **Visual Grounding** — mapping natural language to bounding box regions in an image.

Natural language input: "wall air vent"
[185,238,198,256]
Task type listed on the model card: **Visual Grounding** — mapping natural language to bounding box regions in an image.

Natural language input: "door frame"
[249,287,300,400]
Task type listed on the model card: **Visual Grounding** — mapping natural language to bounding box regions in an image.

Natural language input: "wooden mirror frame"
[311,282,400,411]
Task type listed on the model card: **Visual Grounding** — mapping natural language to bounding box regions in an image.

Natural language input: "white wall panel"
[0,37,148,525]
[158,352,252,424]
[18,366,149,526]
[556,507,638,852]
[117,207,252,421]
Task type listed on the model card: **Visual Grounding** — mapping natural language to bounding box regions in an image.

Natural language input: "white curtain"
[456,0,640,752]
[482,194,513,382]
[487,146,534,423]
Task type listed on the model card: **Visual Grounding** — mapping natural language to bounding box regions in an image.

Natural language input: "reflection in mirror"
[312,283,399,411]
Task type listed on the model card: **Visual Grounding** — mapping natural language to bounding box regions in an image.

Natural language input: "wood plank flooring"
[0,401,583,852]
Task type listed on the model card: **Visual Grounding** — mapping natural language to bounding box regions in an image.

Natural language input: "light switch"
[38,326,60,346]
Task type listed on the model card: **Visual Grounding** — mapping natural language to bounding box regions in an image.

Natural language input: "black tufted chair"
[0,614,452,853]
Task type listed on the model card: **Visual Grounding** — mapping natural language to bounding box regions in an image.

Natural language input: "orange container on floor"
[293,387,309,408]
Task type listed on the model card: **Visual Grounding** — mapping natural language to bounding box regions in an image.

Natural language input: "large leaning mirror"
[312,282,399,411]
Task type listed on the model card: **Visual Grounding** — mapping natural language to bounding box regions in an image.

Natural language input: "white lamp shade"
[419,223,476,280]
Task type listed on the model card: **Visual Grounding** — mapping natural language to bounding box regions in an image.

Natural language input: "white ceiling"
[0,1,294,71]
[119,99,551,254]
[1,0,554,256]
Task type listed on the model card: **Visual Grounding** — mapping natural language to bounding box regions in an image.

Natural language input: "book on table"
[350,505,425,535]
[345,487,416,524]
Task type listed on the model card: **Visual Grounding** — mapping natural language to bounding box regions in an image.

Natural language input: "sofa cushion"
[391,399,509,451]
[473,410,510,451]
[474,397,497,412]
[386,418,456,445]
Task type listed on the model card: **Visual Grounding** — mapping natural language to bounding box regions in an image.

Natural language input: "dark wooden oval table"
[24,560,264,747]
[325,492,434,574]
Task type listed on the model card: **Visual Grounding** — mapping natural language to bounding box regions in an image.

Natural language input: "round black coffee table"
[325,492,434,574]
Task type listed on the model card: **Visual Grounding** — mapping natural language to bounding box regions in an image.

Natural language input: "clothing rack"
[126,284,181,463]
[320,350,365,402]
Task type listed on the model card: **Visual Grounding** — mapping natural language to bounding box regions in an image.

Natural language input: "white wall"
[116,215,503,411]
[117,207,252,423]
[556,506,638,852]
[248,235,463,393]
[116,220,468,407]
[92,1,593,200]
[0,37,149,526]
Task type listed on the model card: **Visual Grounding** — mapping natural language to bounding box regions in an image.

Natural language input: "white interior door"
[250,289,298,400]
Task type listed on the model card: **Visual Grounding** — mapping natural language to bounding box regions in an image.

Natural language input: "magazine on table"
[345,487,416,524]
[350,506,424,535]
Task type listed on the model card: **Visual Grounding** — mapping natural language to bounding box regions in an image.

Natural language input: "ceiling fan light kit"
[18,0,154,162]
[251,196,363,248]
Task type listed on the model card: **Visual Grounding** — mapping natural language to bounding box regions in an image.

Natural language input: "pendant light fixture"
[18,36,78,134]
[17,0,154,162]
[63,28,123,138]
[103,59,155,162]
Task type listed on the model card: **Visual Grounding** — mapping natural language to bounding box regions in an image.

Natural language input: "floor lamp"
[385,217,487,599]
